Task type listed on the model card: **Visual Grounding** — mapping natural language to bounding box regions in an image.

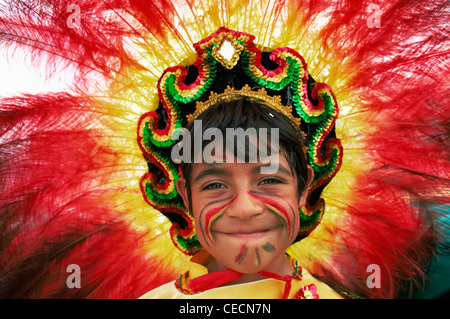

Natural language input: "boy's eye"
[259,178,283,185]
[203,182,226,190]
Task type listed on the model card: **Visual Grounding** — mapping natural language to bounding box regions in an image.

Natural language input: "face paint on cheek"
[247,191,293,239]
[266,204,290,239]
[200,195,237,246]
[204,207,225,245]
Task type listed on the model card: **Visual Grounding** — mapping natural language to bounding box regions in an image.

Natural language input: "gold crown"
[186,84,302,127]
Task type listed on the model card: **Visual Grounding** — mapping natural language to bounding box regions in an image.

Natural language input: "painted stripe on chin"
[254,247,261,266]
[235,244,248,264]
[262,242,275,253]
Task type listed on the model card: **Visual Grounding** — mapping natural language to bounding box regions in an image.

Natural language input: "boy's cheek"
[246,191,299,242]
[194,195,237,247]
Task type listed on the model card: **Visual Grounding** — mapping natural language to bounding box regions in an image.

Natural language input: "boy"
[140,97,349,299]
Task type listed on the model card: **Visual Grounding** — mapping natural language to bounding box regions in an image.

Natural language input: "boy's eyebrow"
[193,166,230,182]
[251,163,292,176]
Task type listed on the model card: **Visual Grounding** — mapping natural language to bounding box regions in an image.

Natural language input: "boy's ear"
[298,165,314,209]
[176,177,190,210]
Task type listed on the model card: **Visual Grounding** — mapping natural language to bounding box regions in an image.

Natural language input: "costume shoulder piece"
[141,252,357,299]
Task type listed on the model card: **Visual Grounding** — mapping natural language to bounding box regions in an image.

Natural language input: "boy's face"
[177,153,312,275]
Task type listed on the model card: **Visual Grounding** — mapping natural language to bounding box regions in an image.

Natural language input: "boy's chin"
[204,237,291,274]
[214,249,278,274]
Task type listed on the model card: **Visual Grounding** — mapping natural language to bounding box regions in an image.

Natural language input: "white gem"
[218,40,235,62]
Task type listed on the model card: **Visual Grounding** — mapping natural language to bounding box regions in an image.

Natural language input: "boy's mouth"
[214,228,275,239]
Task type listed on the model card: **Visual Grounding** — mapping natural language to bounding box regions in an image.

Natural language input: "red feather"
[0,93,177,298]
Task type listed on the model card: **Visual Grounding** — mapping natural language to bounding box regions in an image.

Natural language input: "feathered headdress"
[137,26,343,256]
[0,0,449,299]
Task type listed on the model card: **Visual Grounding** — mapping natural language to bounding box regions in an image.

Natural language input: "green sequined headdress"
[137,27,343,255]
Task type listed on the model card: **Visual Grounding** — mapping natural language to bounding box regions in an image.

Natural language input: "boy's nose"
[225,189,264,220]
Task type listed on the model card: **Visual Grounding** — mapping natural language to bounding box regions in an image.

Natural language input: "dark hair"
[179,97,309,203]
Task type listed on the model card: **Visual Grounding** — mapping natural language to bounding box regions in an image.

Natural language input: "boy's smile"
[177,153,313,279]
